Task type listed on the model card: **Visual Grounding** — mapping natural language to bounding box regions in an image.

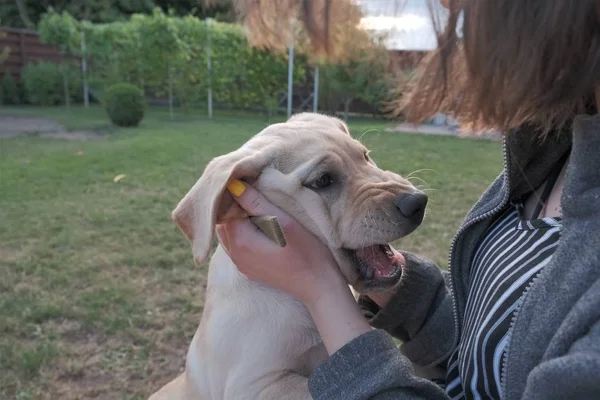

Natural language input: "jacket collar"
[504,113,600,218]
[505,123,572,200]
[561,115,600,219]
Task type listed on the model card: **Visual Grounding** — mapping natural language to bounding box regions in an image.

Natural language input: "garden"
[2,7,394,123]
[0,104,503,399]
[0,6,504,400]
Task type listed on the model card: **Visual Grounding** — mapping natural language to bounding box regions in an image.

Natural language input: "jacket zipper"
[445,134,511,362]
[500,140,571,398]
[500,269,543,399]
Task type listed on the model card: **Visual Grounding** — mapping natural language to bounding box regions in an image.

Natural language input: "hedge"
[22,61,82,106]
[37,8,392,115]
[103,83,145,127]
[38,9,306,111]
[0,73,21,105]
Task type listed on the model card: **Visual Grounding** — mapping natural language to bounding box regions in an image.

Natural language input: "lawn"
[0,106,504,399]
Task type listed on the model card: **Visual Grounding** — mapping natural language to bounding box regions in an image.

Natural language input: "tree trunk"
[168,62,174,119]
[81,30,89,108]
[15,0,35,29]
[63,70,70,110]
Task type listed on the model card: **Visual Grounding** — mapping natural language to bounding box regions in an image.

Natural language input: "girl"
[216,1,600,398]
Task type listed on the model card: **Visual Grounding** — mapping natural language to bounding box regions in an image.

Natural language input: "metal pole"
[313,65,319,113]
[81,29,89,108]
[287,29,294,119]
[206,17,213,119]
[168,60,174,119]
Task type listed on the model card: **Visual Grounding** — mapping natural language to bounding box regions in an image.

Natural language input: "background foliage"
[0,73,21,104]
[3,0,234,29]
[21,61,82,106]
[37,8,311,112]
[103,82,146,126]
[31,7,393,115]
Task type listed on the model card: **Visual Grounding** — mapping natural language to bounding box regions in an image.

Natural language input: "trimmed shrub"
[103,83,145,127]
[0,74,21,104]
[22,61,81,106]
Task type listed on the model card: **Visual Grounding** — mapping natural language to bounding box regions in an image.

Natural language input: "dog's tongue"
[356,245,398,278]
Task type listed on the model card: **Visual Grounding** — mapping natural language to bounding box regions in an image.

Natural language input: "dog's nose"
[394,192,428,223]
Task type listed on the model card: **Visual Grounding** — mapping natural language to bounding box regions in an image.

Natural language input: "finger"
[223,216,283,252]
[226,180,293,225]
[217,200,248,224]
[215,225,230,252]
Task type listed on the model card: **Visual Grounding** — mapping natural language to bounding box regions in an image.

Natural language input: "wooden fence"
[0,27,78,81]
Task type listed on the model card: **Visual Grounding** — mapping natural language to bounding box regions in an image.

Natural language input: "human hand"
[217,179,384,354]
[216,179,348,308]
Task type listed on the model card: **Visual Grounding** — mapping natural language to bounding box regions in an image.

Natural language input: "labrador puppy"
[149,113,427,400]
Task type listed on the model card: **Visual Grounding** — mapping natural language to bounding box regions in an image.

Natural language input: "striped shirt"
[444,202,563,400]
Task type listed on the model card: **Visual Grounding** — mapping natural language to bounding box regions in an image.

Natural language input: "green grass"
[0,105,504,399]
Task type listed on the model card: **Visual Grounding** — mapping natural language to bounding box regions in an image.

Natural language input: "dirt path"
[0,115,104,140]
[389,122,502,141]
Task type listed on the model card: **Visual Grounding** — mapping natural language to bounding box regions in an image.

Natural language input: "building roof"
[356,0,446,50]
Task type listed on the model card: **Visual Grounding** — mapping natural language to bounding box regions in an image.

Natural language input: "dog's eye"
[364,152,370,162]
[312,173,334,189]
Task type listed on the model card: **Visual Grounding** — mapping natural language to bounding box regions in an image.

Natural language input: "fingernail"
[227,179,246,197]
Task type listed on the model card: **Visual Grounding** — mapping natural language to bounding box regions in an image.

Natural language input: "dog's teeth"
[384,246,394,257]
[365,267,374,280]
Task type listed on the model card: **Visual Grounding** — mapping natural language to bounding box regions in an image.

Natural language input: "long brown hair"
[406,0,600,133]
[230,0,600,133]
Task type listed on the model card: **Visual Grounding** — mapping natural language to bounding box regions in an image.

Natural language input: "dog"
[149,113,428,400]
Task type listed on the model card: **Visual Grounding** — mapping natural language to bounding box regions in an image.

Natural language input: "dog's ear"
[172,148,269,265]
[334,118,351,136]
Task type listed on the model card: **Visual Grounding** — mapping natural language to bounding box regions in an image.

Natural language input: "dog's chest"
[203,246,323,364]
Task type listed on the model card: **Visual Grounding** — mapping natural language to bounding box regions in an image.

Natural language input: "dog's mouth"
[345,244,403,284]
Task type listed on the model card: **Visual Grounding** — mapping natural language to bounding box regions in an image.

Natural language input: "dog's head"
[172,113,427,293]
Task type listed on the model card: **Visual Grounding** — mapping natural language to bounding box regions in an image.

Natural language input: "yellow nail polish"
[227,179,246,197]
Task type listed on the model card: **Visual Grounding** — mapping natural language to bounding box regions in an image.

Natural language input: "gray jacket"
[308,114,600,400]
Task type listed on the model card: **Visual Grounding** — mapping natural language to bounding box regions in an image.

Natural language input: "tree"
[354,41,393,118]
[37,10,83,108]
[1,0,235,29]
[315,28,392,120]
[154,0,234,22]
[232,0,374,64]
[1,19,17,104]
[0,21,10,65]
[14,0,35,29]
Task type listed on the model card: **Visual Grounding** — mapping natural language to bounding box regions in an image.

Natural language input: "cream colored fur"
[149,113,421,400]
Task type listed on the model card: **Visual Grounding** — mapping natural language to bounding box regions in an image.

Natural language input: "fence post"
[168,60,174,119]
[19,32,25,68]
[287,27,294,119]
[313,65,319,113]
[206,17,213,119]
[81,29,89,108]
[62,64,71,111]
